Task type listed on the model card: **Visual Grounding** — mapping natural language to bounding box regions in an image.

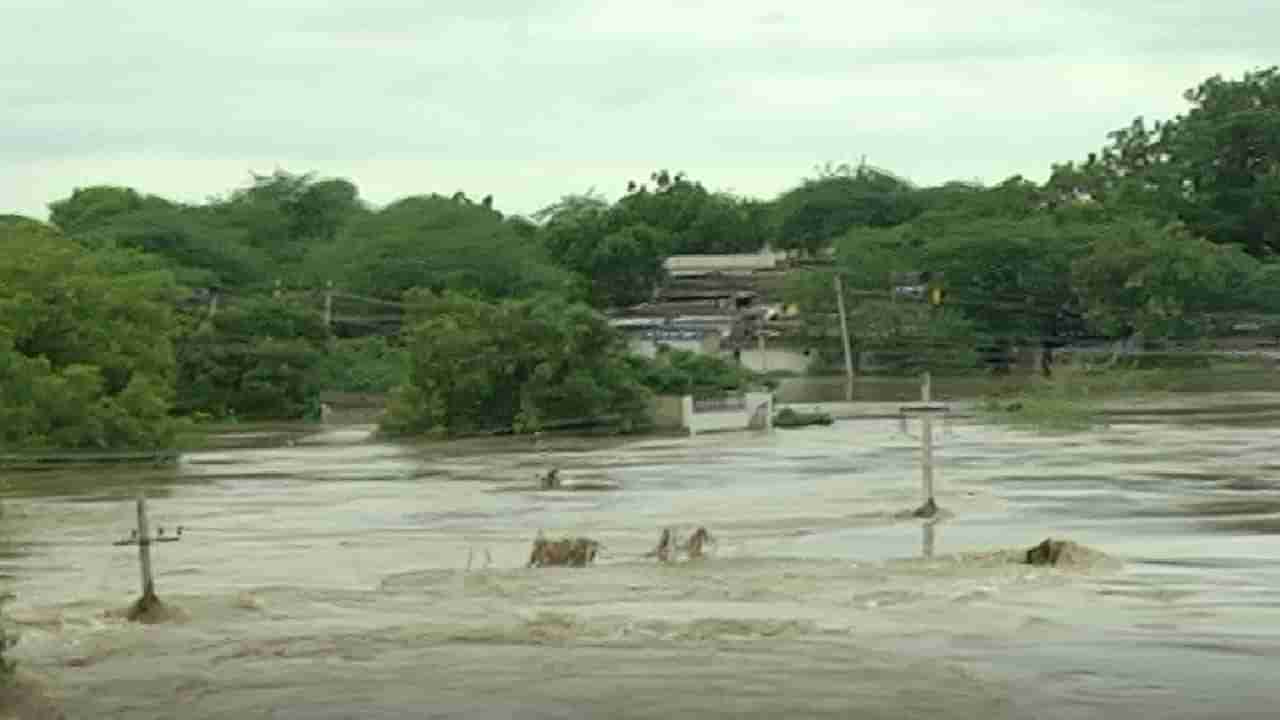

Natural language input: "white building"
[663,248,785,277]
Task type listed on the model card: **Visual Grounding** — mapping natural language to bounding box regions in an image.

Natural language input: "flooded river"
[3,393,1280,718]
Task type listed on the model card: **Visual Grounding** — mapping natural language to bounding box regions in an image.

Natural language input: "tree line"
[3,67,1279,448]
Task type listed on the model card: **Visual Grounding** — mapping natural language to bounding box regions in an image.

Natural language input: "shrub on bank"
[981,365,1178,432]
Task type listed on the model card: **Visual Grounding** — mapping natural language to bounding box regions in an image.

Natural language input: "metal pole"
[921,415,935,503]
[758,328,769,373]
[324,281,334,334]
[136,494,156,601]
[921,370,935,504]
[834,275,855,402]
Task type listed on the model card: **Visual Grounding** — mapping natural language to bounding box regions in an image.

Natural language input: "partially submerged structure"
[611,249,815,373]
[646,526,716,563]
[527,534,601,568]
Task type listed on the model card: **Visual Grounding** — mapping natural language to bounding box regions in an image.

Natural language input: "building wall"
[664,249,784,275]
[686,392,773,436]
[628,334,721,358]
[649,395,689,430]
[731,348,813,374]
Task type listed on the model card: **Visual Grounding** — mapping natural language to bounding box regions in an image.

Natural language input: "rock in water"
[1024,538,1106,568]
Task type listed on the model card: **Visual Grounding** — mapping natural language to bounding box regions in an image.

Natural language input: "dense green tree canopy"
[0,222,180,449]
[615,170,772,255]
[73,201,270,289]
[215,171,367,269]
[782,269,978,374]
[1052,66,1280,256]
[309,194,571,302]
[773,164,922,256]
[535,194,669,308]
[49,185,152,235]
[1071,220,1266,339]
[4,67,1279,442]
[383,293,652,436]
[175,297,327,420]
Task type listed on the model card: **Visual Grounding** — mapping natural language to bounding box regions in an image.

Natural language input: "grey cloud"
[2,0,1278,219]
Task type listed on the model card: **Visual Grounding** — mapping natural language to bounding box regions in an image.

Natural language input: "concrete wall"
[629,335,721,359]
[685,392,773,436]
[732,348,813,374]
[665,249,784,275]
[318,392,387,425]
[649,395,690,431]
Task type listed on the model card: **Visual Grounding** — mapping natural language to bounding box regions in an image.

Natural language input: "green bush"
[382,293,652,436]
[634,348,763,399]
[1,223,181,450]
[982,365,1177,432]
[309,337,409,394]
[175,298,326,420]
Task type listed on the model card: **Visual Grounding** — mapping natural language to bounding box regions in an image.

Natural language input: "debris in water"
[1023,538,1106,568]
[532,467,620,492]
[647,526,716,563]
[538,467,561,490]
[527,532,600,567]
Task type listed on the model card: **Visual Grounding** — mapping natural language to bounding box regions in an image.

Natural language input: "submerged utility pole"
[901,372,946,519]
[922,520,937,558]
[113,493,183,618]
[834,275,855,402]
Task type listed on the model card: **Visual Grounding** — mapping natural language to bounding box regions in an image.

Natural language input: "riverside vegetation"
[4,68,1280,447]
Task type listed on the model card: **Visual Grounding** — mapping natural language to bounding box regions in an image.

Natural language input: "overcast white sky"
[2,1,1276,220]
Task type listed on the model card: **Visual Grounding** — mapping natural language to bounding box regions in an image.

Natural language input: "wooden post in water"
[834,275,855,402]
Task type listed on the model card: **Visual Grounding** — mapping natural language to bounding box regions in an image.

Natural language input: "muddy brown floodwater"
[3,393,1280,719]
